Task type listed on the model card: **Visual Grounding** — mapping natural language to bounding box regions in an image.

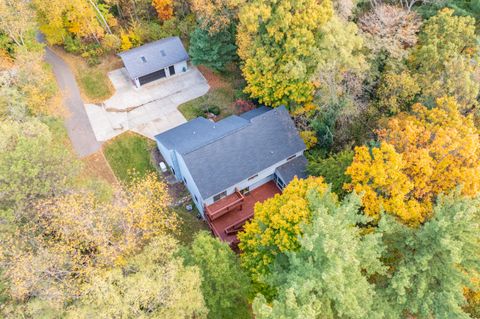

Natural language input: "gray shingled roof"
[118,36,189,79]
[239,106,271,120]
[181,106,306,199]
[275,155,308,185]
[155,116,249,154]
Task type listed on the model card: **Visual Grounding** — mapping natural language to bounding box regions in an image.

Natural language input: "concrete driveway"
[85,67,209,141]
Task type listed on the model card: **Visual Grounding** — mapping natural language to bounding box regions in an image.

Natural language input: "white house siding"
[202,150,304,207]
[176,153,205,215]
[174,61,188,74]
[156,141,173,168]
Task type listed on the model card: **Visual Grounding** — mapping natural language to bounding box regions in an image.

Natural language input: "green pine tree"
[189,27,237,72]
[378,193,480,319]
[253,191,386,319]
[182,231,252,319]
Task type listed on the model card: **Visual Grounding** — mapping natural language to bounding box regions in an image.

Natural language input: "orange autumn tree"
[345,97,480,225]
[152,0,174,21]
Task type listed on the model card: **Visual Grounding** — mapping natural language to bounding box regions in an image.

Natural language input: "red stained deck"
[205,181,281,246]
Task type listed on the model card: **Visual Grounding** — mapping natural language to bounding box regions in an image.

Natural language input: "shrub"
[64,35,82,54]
[101,34,121,52]
[234,99,256,113]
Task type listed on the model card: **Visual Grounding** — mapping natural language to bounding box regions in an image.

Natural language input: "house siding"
[176,153,205,215]
[174,61,188,74]
[202,150,304,208]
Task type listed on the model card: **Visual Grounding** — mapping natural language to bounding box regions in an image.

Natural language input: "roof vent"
[141,56,147,63]
[160,50,166,57]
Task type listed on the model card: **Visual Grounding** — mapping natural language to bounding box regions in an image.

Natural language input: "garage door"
[139,69,166,85]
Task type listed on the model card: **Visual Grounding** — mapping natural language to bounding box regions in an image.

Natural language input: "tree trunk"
[87,0,113,34]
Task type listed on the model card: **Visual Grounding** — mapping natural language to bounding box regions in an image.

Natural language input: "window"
[213,191,227,202]
[240,187,250,195]
[287,154,297,161]
[194,195,198,202]
[183,177,187,185]
[141,56,147,63]
[248,174,258,181]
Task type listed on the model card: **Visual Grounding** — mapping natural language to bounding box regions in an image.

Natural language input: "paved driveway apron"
[84,67,210,141]
[45,47,101,157]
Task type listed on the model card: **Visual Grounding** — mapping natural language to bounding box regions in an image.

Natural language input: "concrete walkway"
[45,47,102,157]
[85,67,209,141]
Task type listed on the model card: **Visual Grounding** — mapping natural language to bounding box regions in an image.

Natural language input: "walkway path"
[44,47,102,157]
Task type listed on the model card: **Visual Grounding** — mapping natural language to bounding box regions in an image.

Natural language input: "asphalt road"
[44,47,102,157]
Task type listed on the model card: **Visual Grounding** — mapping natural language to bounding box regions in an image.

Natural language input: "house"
[118,36,189,88]
[155,106,308,245]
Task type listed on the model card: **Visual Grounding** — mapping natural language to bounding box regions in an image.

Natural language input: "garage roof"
[118,36,189,79]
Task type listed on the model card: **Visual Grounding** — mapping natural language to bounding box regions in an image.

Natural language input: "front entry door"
[169,65,176,76]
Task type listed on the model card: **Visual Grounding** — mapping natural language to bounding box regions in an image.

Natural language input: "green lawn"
[103,132,156,183]
[78,68,113,102]
[173,203,210,245]
[179,87,236,120]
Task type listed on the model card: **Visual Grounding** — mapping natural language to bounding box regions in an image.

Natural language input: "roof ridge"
[182,119,252,155]
[182,108,283,155]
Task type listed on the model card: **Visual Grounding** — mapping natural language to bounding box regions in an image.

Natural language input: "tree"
[33,0,112,45]
[409,8,479,110]
[152,0,174,21]
[238,177,330,296]
[189,26,237,72]
[332,0,357,20]
[358,5,421,59]
[375,62,420,115]
[314,15,366,104]
[0,173,176,310]
[307,150,353,198]
[13,49,59,115]
[66,236,208,319]
[345,97,480,225]
[0,119,80,217]
[237,0,333,106]
[311,15,367,150]
[377,193,480,318]
[190,0,244,33]
[253,192,385,318]
[0,0,36,47]
[182,232,252,319]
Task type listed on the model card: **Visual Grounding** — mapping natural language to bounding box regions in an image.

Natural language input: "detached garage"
[118,36,189,88]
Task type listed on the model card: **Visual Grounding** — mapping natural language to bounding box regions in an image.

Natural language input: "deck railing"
[204,190,244,221]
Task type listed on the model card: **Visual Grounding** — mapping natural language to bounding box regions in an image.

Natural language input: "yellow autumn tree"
[237,0,333,106]
[345,97,480,225]
[0,173,176,306]
[238,176,330,296]
[152,0,174,21]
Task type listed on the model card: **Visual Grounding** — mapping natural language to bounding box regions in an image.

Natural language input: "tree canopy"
[345,97,480,225]
[237,0,333,106]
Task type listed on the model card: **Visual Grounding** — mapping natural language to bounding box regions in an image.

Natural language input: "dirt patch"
[198,65,230,90]
[82,150,119,185]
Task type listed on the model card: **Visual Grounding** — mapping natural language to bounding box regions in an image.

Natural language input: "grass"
[52,48,120,103]
[179,87,236,120]
[173,202,210,245]
[103,132,156,183]
[78,68,113,101]
[179,65,246,120]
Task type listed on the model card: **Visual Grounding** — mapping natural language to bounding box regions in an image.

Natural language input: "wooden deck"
[205,181,281,246]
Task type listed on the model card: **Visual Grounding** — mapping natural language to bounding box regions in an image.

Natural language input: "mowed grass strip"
[103,132,156,183]
[78,68,113,101]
